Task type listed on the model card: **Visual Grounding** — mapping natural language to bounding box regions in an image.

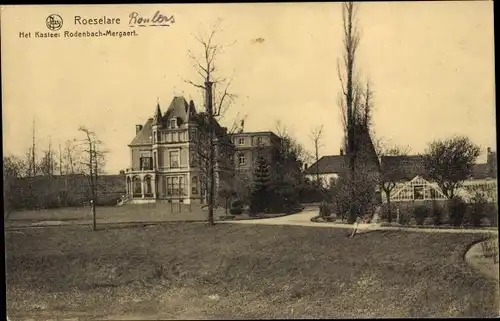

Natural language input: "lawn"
[5,224,499,319]
[6,204,229,227]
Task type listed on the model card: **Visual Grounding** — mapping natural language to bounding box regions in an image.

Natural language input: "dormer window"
[170,118,177,129]
[238,137,245,145]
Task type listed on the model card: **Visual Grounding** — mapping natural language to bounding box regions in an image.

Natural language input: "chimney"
[135,124,143,134]
[340,149,344,156]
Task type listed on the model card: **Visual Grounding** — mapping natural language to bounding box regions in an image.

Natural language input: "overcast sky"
[2,2,495,173]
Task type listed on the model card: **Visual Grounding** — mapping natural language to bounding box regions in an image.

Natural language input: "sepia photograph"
[2,2,498,319]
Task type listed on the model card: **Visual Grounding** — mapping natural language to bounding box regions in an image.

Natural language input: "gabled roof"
[305,126,380,176]
[380,155,496,181]
[380,155,427,181]
[304,155,349,175]
[129,118,153,146]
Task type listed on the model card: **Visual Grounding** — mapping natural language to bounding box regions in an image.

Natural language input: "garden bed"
[311,215,498,230]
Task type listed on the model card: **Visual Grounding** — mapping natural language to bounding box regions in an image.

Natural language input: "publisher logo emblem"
[46,14,63,31]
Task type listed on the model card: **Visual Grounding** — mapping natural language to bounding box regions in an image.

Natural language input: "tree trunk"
[92,201,96,231]
[208,147,215,225]
[206,81,216,226]
[385,190,392,223]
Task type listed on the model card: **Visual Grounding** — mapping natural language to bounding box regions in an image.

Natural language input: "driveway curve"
[221,205,499,235]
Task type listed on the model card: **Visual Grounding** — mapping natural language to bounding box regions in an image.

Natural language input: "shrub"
[397,210,411,225]
[229,207,243,215]
[413,204,430,226]
[327,170,378,223]
[448,196,467,227]
[431,201,444,226]
[484,203,499,227]
[231,200,244,208]
[467,191,489,227]
[380,203,398,222]
[230,200,245,215]
[319,202,334,218]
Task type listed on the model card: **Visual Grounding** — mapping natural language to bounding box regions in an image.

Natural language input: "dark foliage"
[431,200,444,226]
[249,156,271,214]
[229,199,244,215]
[448,196,468,227]
[413,204,430,226]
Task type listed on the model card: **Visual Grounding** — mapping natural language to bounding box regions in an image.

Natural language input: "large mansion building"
[124,96,282,204]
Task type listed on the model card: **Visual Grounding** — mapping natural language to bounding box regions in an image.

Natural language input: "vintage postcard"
[2,2,498,320]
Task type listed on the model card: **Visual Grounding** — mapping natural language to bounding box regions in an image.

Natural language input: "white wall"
[305,173,340,188]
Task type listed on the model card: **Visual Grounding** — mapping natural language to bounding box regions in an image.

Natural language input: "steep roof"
[129,118,153,146]
[304,155,349,175]
[352,125,380,170]
[164,96,197,123]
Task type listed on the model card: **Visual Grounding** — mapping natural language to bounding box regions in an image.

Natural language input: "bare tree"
[423,136,481,199]
[309,124,324,185]
[64,139,79,175]
[26,119,37,177]
[184,19,238,226]
[337,2,375,223]
[275,121,312,167]
[58,143,64,176]
[40,137,57,177]
[77,126,108,231]
[374,138,411,222]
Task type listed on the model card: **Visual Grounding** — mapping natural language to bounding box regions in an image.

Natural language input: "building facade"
[125,96,234,204]
[124,96,284,205]
[230,131,282,176]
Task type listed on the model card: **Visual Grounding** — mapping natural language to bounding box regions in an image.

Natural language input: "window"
[170,118,177,129]
[166,177,172,196]
[414,185,424,200]
[190,151,198,167]
[140,157,152,170]
[179,177,185,196]
[153,131,156,143]
[133,176,141,196]
[153,152,157,169]
[192,176,198,195]
[238,137,245,145]
[238,153,246,165]
[256,137,263,145]
[166,133,172,142]
[170,150,180,168]
[190,128,198,142]
[172,177,179,196]
[144,176,152,196]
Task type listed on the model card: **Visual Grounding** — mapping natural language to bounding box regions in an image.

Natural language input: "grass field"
[5,204,296,229]
[5,204,228,228]
[6,224,499,319]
